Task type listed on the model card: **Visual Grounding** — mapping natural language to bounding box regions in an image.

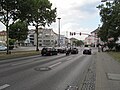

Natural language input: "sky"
[48,0,101,40]
[0,0,102,40]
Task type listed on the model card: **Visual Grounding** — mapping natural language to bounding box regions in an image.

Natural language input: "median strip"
[0,50,40,60]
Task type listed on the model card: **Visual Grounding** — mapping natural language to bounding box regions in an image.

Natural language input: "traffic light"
[74,32,76,35]
[70,32,73,35]
[71,33,73,35]
[80,32,81,35]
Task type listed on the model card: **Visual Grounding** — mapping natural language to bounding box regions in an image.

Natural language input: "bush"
[9,45,14,50]
[9,39,15,50]
[115,44,120,52]
[107,41,116,50]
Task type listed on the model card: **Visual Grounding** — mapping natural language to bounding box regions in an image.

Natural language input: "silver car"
[0,45,7,51]
[83,47,92,55]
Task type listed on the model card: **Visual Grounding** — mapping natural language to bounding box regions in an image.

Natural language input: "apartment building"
[33,28,58,47]
[0,31,6,44]
[24,30,35,46]
[84,28,100,47]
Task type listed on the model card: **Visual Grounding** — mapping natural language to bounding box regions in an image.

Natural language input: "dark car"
[83,47,91,55]
[41,47,58,56]
[71,48,78,54]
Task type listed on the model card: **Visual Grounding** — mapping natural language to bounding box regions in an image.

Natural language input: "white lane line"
[49,62,62,68]
[0,84,10,90]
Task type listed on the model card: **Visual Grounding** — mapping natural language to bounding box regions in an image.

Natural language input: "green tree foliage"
[0,0,21,53]
[28,0,57,26]
[97,25,108,42]
[73,40,84,46]
[9,39,15,45]
[9,20,28,41]
[0,0,57,52]
[9,39,16,50]
[0,0,19,25]
[97,1,120,43]
[27,0,57,51]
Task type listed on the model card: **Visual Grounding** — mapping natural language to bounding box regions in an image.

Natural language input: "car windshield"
[0,0,120,90]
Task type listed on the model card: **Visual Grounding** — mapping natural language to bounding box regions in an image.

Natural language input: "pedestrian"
[98,45,101,52]
[101,45,104,52]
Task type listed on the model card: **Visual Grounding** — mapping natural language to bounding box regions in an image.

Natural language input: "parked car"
[0,45,7,51]
[71,48,78,54]
[41,47,58,56]
[83,47,91,55]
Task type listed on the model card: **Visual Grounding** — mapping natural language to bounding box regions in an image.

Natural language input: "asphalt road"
[0,48,97,90]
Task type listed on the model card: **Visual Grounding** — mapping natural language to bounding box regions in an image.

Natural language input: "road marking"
[49,62,62,68]
[107,73,120,80]
[0,84,10,90]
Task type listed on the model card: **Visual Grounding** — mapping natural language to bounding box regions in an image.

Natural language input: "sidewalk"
[95,52,120,90]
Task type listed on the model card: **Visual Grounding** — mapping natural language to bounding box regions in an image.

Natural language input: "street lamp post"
[57,17,61,47]
[101,0,115,2]
[97,24,101,44]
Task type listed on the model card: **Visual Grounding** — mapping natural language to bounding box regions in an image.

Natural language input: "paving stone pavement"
[95,52,120,90]
[80,52,120,90]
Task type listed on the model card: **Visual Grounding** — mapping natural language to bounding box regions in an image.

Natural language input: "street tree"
[0,0,32,53]
[0,0,20,54]
[97,0,120,43]
[97,24,109,42]
[9,20,28,43]
[28,0,57,51]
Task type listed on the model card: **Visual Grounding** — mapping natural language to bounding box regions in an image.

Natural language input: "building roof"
[0,31,6,36]
[91,28,99,34]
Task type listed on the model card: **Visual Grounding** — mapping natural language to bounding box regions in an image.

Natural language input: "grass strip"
[108,52,120,63]
[0,50,40,60]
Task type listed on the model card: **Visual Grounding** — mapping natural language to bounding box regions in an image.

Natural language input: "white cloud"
[0,0,101,40]
[49,0,101,40]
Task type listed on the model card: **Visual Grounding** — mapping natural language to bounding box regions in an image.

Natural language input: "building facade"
[24,30,35,46]
[84,28,102,47]
[33,28,58,47]
[0,31,7,44]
